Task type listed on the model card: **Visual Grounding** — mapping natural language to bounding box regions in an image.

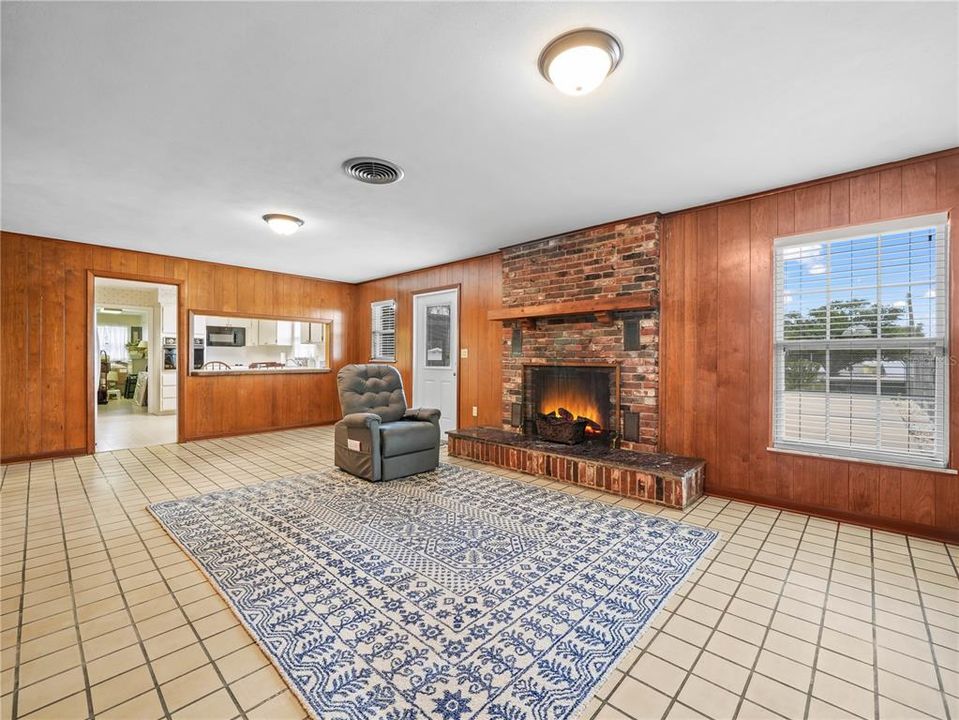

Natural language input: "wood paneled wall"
[5,151,958,541]
[661,150,959,540]
[1,232,354,462]
[352,254,503,429]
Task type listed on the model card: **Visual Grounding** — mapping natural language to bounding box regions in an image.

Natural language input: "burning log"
[579,417,603,433]
[536,409,603,444]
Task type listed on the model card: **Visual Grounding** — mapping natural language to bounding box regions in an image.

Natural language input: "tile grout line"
[800,519,841,720]
[65,456,177,719]
[87,451,250,720]
[870,529,880,720]
[589,500,736,717]
[730,511,812,719]
[606,501,766,718]
[905,535,954,720]
[26,459,98,719]
[654,505,782,718]
[8,463,32,720]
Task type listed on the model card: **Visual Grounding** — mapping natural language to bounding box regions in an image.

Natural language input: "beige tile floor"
[95,401,177,453]
[1,425,956,720]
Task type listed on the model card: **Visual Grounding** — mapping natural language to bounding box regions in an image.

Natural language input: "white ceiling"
[3,2,956,283]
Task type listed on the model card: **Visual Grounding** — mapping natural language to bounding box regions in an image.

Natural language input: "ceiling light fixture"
[262,213,304,236]
[538,28,622,96]
[100,308,123,314]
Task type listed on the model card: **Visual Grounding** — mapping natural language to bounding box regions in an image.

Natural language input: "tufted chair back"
[336,364,408,423]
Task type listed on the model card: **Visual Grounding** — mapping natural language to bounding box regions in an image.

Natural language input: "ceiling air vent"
[343,157,404,185]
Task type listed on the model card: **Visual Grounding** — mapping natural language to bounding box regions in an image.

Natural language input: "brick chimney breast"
[501,213,661,451]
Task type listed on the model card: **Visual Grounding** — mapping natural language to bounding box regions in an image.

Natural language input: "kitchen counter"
[191,367,331,376]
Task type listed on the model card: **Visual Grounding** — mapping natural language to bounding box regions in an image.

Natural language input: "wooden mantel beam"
[488,291,657,324]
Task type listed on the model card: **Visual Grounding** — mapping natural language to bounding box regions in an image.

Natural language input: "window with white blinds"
[371,300,396,361]
[773,213,949,468]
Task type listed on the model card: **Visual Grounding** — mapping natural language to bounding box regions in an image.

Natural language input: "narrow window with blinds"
[773,213,949,469]
[371,299,396,362]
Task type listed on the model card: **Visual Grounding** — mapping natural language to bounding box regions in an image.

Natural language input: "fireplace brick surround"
[501,213,661,451]
[451,211,707,510]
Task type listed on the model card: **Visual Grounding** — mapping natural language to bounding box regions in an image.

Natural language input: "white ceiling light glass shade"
[538,28,622,96]
[262,213,304,236]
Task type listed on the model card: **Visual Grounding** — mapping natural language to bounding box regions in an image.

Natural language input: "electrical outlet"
[460,348,469,359]
[472,406,478,417]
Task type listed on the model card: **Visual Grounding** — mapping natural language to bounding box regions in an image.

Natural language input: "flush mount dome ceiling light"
[538,28,622,96]
[262,213,304,236]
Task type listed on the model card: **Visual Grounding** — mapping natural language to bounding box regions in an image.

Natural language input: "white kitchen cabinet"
[160,370,177,413]
[257,319,277,345]
[295,321,326,344]
[276,321,294,345]
[193,314,206,339]
[295,321,308,344]
[161,304,177,336]
[244,319,258,346]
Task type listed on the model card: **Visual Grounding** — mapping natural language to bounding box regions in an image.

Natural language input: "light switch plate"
[460,348,469,358]
[472,406,478,417]
[347,439,362,451]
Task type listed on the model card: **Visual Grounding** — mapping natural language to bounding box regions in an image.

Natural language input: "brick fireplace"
[450,212,706,511]
[501,213,661,451]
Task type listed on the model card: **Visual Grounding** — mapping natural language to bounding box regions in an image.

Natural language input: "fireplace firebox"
[523,363,620,445]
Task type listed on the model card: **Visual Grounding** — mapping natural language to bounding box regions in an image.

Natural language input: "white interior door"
[412,289,458,436]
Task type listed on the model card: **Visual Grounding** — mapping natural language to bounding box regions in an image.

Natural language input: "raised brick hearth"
[500,214,661,451]
[449,428,705,510]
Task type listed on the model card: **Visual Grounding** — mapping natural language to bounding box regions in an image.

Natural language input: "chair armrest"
[341,412,382,429]
[404,408,441,424]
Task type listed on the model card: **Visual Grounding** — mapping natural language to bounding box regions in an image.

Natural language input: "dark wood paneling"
[747,196,777,495]
[352,254,503,430]
[661,148,959,540]
[693,210,719,479]
[828,179,850,226]
[879,468,902,520]
[900,470,935,526]
[849,172,881,224]
[680,213,699,456]
[848,464,879,516]
[661,216,685,453]
[879,168,903,218]
[716,202,751,491]
[1,232,354,461]
[902,160,937,214]
[794,184,831,233]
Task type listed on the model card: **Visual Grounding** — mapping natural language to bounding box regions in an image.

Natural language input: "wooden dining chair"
[201,361,230,371]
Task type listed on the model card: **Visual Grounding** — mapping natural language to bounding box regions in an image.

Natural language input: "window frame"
[370,299,397,363]
[771,213,950,469]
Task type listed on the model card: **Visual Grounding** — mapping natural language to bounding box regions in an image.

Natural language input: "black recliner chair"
[334,364,441,481]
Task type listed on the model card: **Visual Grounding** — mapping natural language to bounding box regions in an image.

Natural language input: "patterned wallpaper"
[94,286,158,307]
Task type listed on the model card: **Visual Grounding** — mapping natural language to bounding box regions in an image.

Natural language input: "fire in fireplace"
[523,364,618,445]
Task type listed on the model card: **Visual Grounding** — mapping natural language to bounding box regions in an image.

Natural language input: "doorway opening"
[93,277,178,451]
[412,287,459,438]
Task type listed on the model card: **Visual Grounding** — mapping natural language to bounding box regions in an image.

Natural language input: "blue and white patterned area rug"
[148,464,716,720]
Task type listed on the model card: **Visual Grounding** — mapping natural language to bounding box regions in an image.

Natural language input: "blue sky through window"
[781,228,939,340]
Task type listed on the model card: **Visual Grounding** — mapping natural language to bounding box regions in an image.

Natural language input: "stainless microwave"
[206,326,245,347]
